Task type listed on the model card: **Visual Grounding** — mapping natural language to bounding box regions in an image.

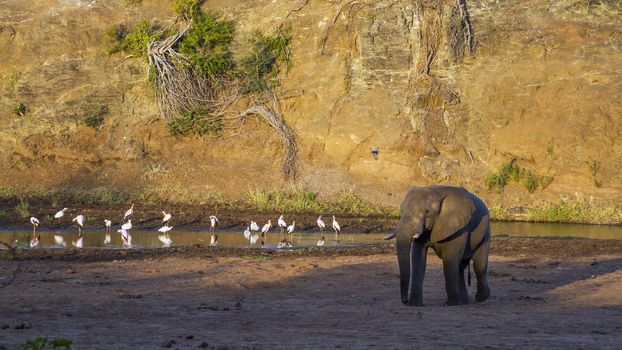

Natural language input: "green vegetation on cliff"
[485,160,553,194]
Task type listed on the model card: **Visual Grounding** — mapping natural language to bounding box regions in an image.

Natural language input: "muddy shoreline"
[0,201,399,233]
[4,236,622,262]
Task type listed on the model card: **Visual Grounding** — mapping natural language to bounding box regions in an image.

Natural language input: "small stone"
[234,301,242,309]
[1,324,9,330]
[185,335,194,340]
[199,342,209,348]
[424,145,440,157]
[14,322,31,330]
[160,340,175,348]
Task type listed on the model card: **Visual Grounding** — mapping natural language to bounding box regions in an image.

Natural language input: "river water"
[1,221,620,249]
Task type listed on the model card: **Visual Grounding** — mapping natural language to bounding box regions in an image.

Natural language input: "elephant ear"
[429,188,475,244]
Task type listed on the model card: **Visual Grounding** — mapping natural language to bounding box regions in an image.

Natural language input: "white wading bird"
[158,226,173,247]
[72,232,83,248]
[243,227,251,240]
[287,220,295,243]
[209,215,219,246]
[260,220,272,247]
[104,219,112,245]
[54,235,66,247]
[124,204,134,220]
[29,217,40,248]
[54,208,68,222]
[250,221,260,232]
[316,215,326,246]
[118,229,132,248]
[162,211,172,227]
[332,215,341,241]
[72,215,84,235]
[121,220,132,231]
[158,225,172,234]
[277,215,287,242]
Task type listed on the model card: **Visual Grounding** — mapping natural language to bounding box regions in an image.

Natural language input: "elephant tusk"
[384,232,397,240]
[413,233,421,239]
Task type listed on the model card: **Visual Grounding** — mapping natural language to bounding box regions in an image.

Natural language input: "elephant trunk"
[396,227,412,305]
[396,220,425,306]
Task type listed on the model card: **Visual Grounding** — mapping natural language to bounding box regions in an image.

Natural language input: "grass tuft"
[328,190,380,216]
[527,195,622,224]
[489,206,512,221]
[15,198,30,219]
[246,189,321,213]
[13,102,26,116]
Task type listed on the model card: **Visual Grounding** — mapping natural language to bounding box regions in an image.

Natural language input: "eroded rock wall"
[0,0,620,209]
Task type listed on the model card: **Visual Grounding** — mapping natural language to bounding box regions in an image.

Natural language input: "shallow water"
[0,229,388,249]
[491,221,622,240]
[1,221,620,249]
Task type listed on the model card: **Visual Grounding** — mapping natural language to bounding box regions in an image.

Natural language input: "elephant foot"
[445,298,467,306]
[405,298,424,307]
[475,287,490,303]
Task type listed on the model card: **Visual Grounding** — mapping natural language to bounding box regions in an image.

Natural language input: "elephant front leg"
[442,258,464,306]
[407,240,427,306]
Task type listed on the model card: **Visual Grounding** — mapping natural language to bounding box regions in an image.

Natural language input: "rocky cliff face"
[0,0,620,212]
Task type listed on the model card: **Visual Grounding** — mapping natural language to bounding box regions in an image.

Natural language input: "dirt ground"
[1,237,621,349]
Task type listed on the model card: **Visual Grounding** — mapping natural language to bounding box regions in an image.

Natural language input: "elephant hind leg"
[458,260,470,304]
[472,240,491,302]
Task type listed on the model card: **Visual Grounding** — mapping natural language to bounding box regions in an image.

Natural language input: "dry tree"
[147,20,298,180]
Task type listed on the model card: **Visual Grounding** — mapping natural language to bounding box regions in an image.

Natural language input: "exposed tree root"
[237,92,298,180]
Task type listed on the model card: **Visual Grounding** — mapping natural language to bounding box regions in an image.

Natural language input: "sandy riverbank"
[1,237,621,349]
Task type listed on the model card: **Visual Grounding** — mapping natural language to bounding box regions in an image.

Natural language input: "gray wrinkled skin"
[392,185,491,306]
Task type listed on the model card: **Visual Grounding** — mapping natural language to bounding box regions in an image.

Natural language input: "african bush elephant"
[385,185,491,306]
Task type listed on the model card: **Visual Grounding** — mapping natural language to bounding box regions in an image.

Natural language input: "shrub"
[177,11,236,77]
[486,160,553,193]
[241,29,291,93]
[104,20,161,57]
[13,102,26,116]
[15,198,30,219]
[172,0,203,19]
